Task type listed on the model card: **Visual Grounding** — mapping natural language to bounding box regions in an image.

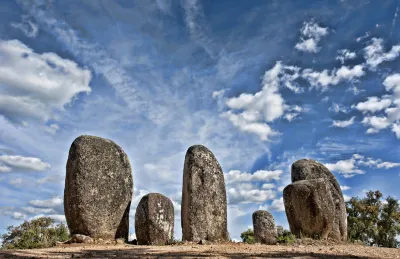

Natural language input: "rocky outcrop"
[252,210,277,245]
[135,193,174,245]
[283,159,347,241]
[64,135,133,240]
[291,159,347,240]
[283,178,335,239]
[181,145,229,242]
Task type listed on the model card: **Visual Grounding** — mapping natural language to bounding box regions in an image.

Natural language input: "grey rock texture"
[181,145,229,242]
[64,135,133,240]
[135,193,174,245]
[283,178,335,239]
[291,159,347,241]
[252,210,277,245]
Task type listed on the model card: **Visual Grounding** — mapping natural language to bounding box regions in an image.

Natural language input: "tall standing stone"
[181,145,229,242]
[135,193,174,245]
[291,159,347,241]
[64,135,133,240]
[252,210,277,245]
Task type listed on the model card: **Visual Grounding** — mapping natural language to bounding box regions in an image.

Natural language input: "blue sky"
[0,0,400,242]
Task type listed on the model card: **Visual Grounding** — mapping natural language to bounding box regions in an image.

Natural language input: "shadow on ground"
[0,246,389,259]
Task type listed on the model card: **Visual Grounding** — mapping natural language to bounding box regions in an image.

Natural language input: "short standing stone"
[291,159,347,241]
[64,135,133,240]
[252,210,277,245]
[135,193,174,245]
[181,145,229,242]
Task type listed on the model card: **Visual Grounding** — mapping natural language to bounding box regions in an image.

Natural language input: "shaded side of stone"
[283,178,335,239]
[291,159,347,241]
[252,210,277,245]
[135,193,174,245]
[64,135,133,240]
[181,145,229,242]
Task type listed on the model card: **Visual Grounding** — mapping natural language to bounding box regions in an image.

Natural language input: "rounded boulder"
[64,135,133,240]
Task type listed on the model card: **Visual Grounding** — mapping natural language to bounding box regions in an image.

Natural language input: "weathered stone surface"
[64,135,133,240]
[181,145,229,242]
[283,178,335,239]
[70,234,93,244]
[252,210,277,245]
[135,193,174,245]
[291,159,347,240]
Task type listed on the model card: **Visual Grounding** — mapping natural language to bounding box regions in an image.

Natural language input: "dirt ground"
[0,243,399,259]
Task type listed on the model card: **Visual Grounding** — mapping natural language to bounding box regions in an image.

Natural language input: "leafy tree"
[346,190,400,248]
[240,229,256,244]
[1,217,70,249]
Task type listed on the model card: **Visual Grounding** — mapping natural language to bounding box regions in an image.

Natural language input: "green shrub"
[276,229,296,244]
[1,217,70,249]
[240,228,256,244]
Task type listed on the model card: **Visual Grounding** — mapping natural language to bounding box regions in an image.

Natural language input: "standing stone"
[181,145,229,242]
[283,178,335,239]
[291,159,347,241]
[64,135,133,240]
[252,210,277,245]
[135,193,174,245]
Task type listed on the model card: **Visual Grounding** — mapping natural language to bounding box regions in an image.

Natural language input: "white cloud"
[222,62,302,140]
[11,15,39,38]
[221,111,278,141]
[326,154,400,178]
[302,65,365,90]
[29,196,63,208]
[0,155,50,172]
[36,174,64,185]
[225,170,283,183]
[0,165,11,173]
[259,197,285,212]
[329,103,349,113]
[343,195,351,202]
[361,116,391,134]
[295,20,328,53]
[228,188,276,204]
[261,183,276,189]
[0,40,91,123]
[336,49,356,64]
[44,124,60,134]
[332,116,355,128]
[393,123,400,138]
[295,38,319,53]
[364,38,400,69]
[21,207,55,214]
[325,156,364,178]
[340,185,351,191]
[9,177,23,187]
[353,96,392,113]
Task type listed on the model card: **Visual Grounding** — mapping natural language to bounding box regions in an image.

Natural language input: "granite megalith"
[252,210,277,245]
[181,145,229,242]
[135,193,174,245]
[64,135,133,240]
[291,159,347,241]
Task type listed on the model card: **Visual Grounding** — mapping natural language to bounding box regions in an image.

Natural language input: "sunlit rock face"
[181,145,229,242]
[64,135,133,240]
